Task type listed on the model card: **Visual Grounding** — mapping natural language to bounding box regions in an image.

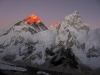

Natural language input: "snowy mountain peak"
[23,14,41,24]
[74,11,79,14]
[64,11,82,25]
[22,14,47,32]
[49,22,60,27]
[0,11,100,73]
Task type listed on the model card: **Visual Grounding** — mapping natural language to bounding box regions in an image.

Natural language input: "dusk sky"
[0,0,100,29]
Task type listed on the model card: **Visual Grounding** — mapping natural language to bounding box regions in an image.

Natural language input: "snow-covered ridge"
[49,22,60,27]
[54,11,100,69]
[64,11,82,24]
[0,11,100,70]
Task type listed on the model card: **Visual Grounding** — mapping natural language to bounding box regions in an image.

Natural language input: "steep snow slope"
[0,11,100,70]
[72,28,100,69]
[0,21,37,52]
[14,29,56,65]
[0,14,50,65]
[53,11,100,69]
[0,21,56,65]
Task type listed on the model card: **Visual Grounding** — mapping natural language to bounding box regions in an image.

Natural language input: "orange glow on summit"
[49,22,60,27]
[23,14,41,24]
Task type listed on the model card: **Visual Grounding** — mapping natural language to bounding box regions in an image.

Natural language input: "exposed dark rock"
[32,22,48,32]
[3,54,16,61]
[50,47,79,69]
[14,21,23,26]
[0,71,7,75]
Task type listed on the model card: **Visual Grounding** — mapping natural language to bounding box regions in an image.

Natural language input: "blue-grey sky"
[0,0,100,29]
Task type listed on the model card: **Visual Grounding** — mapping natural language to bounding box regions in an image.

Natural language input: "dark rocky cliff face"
[31,22,48,32]
[45,46,79,69]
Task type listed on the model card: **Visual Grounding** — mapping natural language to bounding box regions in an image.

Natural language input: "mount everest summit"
[0,11,100,75]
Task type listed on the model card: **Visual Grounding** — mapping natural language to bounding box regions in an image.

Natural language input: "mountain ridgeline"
[0,11,100,75]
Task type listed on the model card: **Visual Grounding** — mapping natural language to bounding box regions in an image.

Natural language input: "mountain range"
[0,11,100,75]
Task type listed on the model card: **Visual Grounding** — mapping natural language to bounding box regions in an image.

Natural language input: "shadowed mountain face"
[0,11,100,75]
[31,22,48,32]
